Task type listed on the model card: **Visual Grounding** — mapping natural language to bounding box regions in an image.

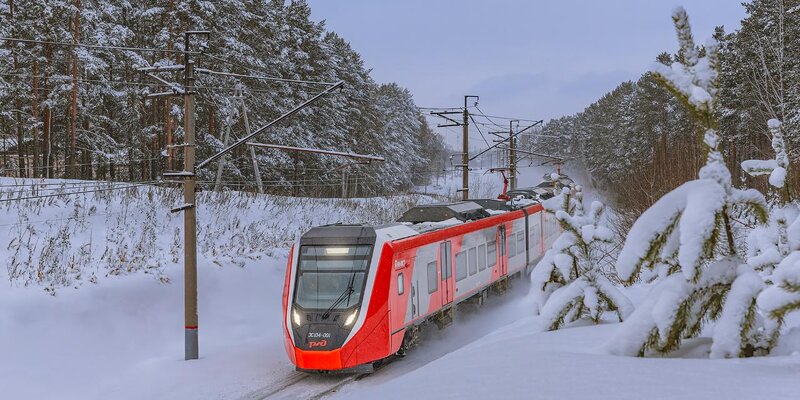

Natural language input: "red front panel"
[287,243,394,370]
[282,246,296,365]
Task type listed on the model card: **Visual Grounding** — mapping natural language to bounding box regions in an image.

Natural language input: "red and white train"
[282,199,560,372]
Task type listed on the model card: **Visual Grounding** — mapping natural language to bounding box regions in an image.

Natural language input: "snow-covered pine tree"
[530,185,633,331]
[742,119,794,274]
[607,7,770,358]
[747,118,800,349]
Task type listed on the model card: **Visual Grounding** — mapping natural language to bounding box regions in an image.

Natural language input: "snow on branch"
[531,185,632,331]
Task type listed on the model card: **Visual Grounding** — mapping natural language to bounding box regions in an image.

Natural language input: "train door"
[410,277,419,319]
[497,226,507,277]
[439,241,453,306]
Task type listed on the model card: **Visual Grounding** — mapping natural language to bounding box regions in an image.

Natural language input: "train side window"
[508,233,517,257]
[427,261,438,294]
[455,251,467,281]
[517,232,525,254]
[478,244,487,271]
[487,241,497,268]
[398,273,404,295]
[468,247,477,276]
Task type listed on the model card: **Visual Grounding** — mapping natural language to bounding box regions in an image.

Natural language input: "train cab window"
[398,273,404,295]
[487,241,497,268]
[509,234,517,258]
[455,251,467,281]
[427,261,438,294]
[295,245,372,310]
[468,247,477,276]
[478,244,487,271]
[517,232,525,255]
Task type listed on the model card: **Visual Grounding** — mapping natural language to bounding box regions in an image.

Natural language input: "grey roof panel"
[396,201,490,224]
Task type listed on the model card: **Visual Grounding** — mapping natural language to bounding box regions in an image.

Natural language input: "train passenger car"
[282,200,560,373]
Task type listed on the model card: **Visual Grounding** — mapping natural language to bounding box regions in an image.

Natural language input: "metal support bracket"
[170,203,195,213]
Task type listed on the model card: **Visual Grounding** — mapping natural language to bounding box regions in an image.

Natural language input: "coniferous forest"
[0,0,447,197]
[533,0,799,228]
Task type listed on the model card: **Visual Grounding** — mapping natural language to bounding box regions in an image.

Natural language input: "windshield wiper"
[321,271,357,320]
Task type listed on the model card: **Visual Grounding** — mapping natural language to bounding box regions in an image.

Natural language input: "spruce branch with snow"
[530,186,633,331]
[607,7,770,358]
[758,249,800,345]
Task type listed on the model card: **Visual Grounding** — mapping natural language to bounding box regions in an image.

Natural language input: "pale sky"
[306,0,747,148]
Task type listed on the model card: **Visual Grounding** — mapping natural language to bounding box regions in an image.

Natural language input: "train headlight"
[292,309,302,326]
[344,309,358,327]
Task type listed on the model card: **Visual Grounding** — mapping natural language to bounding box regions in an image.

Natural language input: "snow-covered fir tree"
[530,185,633,330]
[607,7,771,358]
[745,118,800,349]
[743,119,794,274]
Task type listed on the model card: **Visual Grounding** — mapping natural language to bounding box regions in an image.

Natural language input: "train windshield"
[294,245,372,310]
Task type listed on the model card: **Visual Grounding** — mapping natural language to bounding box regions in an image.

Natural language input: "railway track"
[241,359,389,400]
[239,370,370,400]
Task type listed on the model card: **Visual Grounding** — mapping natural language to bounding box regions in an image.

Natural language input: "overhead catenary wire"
[0,156,167,172]
[201,52,337,87]
[472,105,506,129]
[0,37,200,55]
[472,109,541,123]
[0,71,291,96]
[0,178,169,195]
[196,66,339,86]
[468,114,492,147]
[0,182,161,203]
[0,182,150,196]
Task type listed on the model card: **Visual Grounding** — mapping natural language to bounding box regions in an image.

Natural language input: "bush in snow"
[530,185,633,330]
[607,7,771,358]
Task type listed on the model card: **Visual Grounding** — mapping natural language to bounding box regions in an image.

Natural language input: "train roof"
[469,199,511,211]
[396,201,490,224]
[301,224,377,245]
[301,199,542,241]
[398,199,540,234]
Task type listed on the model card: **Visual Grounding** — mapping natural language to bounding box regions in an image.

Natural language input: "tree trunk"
[166,0,175,171]
[10,0,26,178]
[32,58,41,177]
[69,0,81,178]
[43,44,52,178]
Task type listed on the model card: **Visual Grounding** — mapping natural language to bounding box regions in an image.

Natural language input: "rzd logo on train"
[308,339,328,348]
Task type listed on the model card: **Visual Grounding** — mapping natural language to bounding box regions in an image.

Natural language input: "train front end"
[282,224,389,372]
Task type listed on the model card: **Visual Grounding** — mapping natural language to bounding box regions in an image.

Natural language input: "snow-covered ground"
[4,168,799,400]
[1,254,290,399]
[334,309,800,400]
[0,178,435,399]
